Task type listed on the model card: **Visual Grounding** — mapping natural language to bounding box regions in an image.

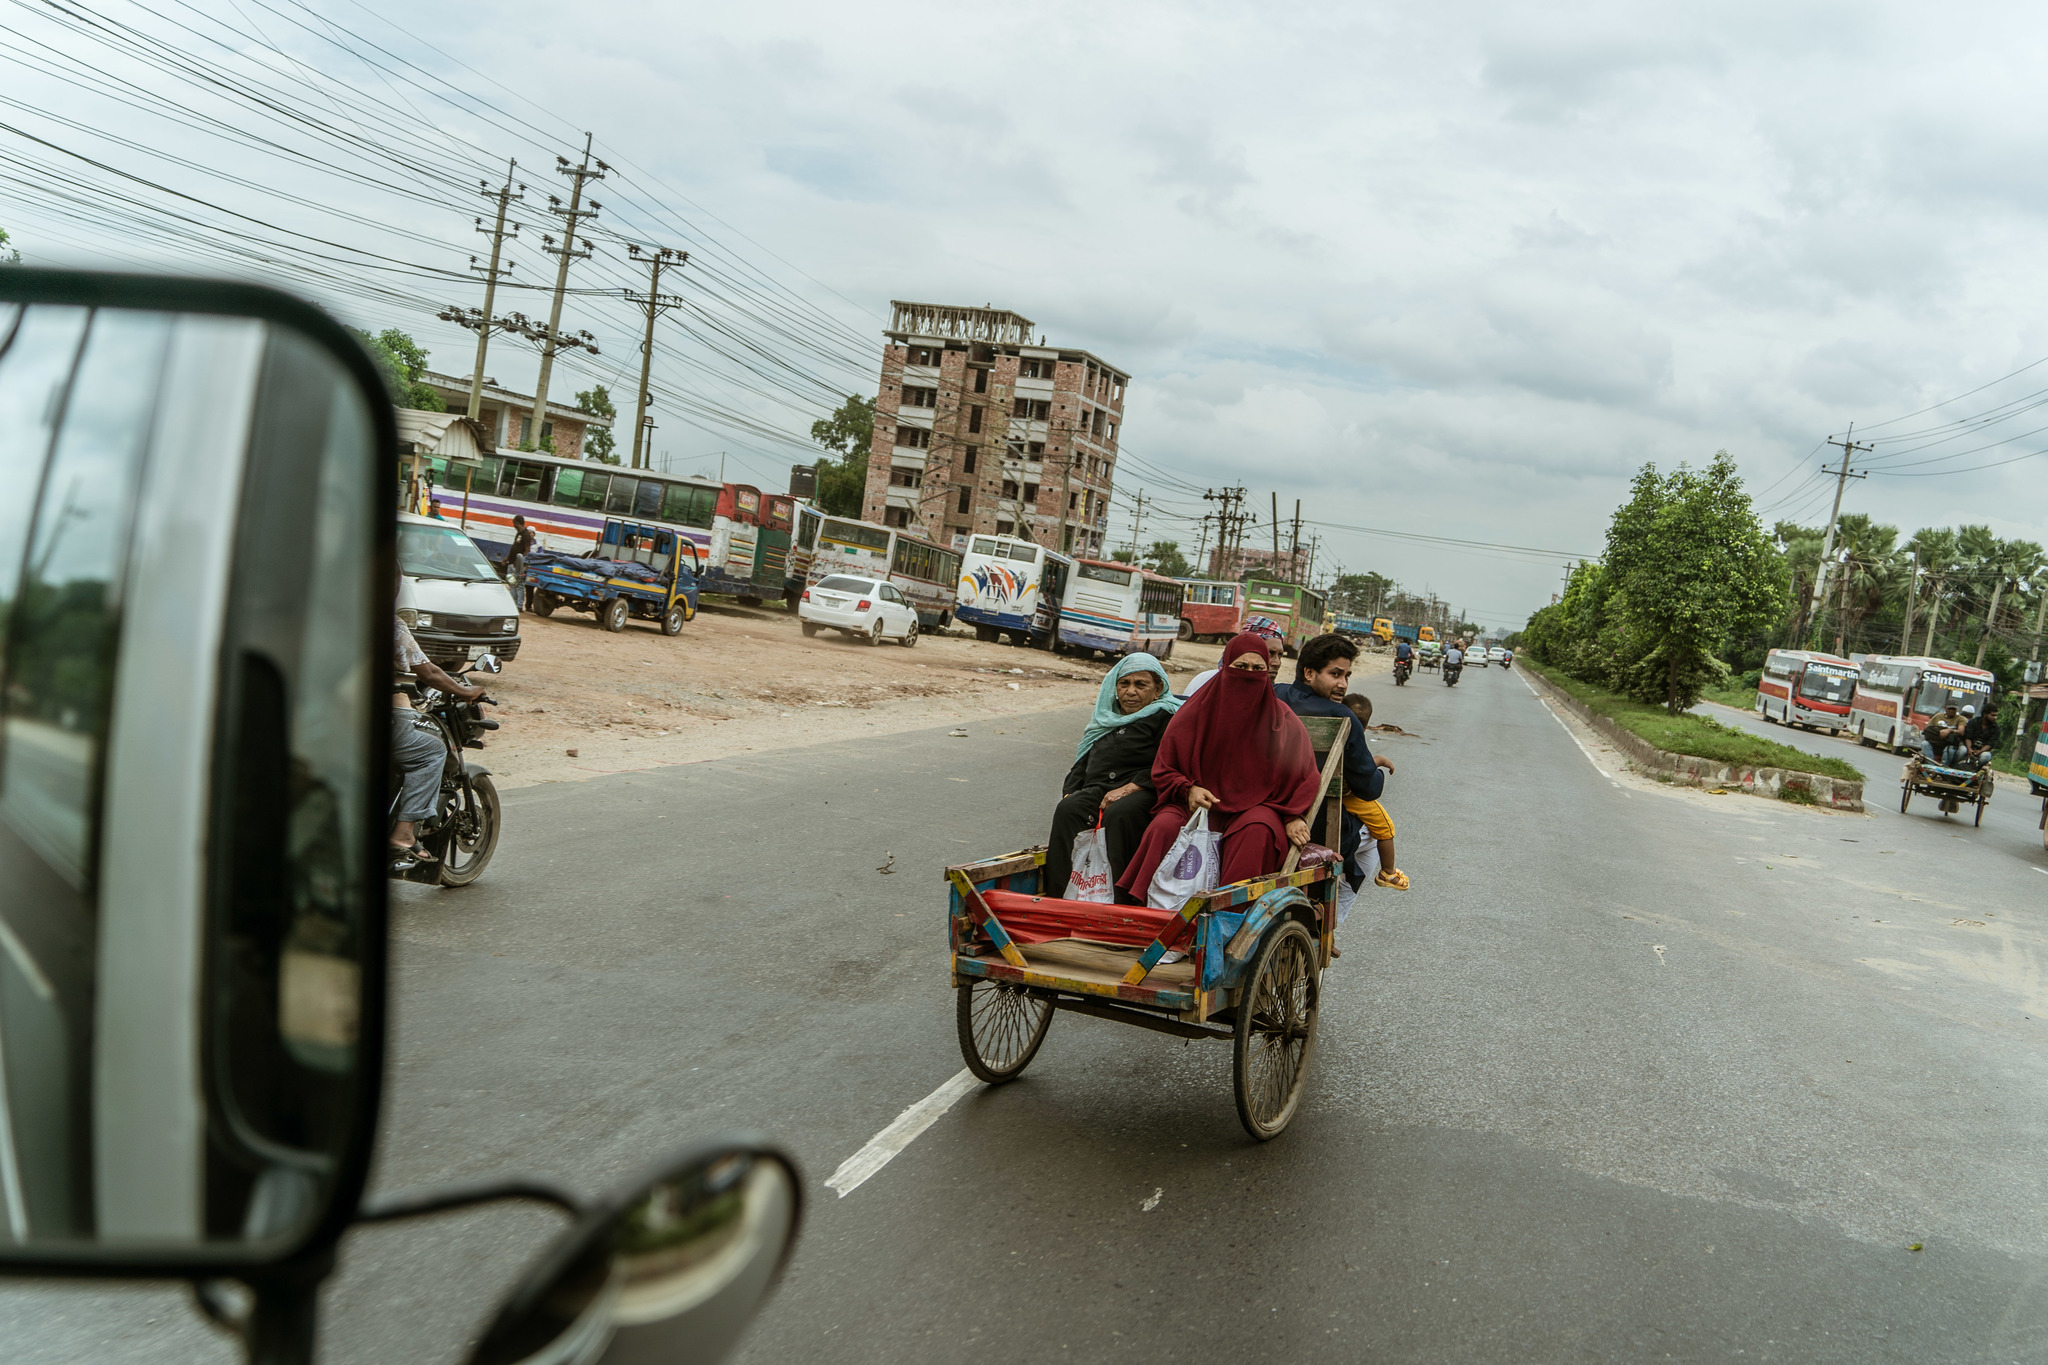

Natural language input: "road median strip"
[1521,661,1865,811]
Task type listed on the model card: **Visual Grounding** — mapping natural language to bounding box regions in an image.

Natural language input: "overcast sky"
[14,1,2048,628]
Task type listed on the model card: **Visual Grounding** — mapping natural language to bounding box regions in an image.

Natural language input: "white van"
[396,511,523,669]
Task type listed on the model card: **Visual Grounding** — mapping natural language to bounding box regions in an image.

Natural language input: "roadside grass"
[1699,682,1756,710]
[1522,659,1864,781]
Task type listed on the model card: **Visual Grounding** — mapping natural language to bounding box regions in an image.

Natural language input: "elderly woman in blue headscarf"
[1042,653,1181,902]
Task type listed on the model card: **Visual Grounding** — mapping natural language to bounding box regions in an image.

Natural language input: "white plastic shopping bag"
[1147,808,1221,909]
[1064,818,1115,903]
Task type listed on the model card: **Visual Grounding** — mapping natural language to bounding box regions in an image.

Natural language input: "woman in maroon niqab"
[1116,633,1322,903]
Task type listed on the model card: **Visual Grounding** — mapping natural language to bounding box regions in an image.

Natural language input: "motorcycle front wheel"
[438,773,501,887]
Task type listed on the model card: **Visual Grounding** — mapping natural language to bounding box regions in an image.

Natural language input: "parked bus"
[1177,579,1245,642]
[784,502,825,607]
[691,484,798,605]
[955,534,1073,646]
[1059,560,1181,658]
[805,516,962,628]
[1243,577,1328,657]
[406,447,806,605]
[1849,655,1996,753]
[1756,649,1860,734]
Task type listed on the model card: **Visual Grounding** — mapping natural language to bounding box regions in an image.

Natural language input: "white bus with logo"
[955,534,1073,647]
[1056,560,1183,659]
[804,516,963,628]
[1848,655,1995,753]
[1755,649,1859,733]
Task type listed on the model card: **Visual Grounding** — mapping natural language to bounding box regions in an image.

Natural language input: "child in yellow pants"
[1344,694,1408,890]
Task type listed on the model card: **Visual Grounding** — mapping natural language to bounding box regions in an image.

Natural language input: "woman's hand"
[1284,817,1310,849]
[1100,782,1141,809]
[1187,785,1219,811]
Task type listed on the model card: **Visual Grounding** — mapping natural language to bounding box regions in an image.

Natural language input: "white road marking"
[1141,1187,1163,1212]
[1518,673,1624,789]
[1652,944,1667,967]
[825,1068,979,1197]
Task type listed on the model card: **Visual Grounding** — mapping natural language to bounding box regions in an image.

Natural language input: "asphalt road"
[8,662,2048,1363]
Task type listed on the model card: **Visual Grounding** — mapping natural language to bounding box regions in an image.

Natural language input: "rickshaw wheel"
[1233,919,1320,1141]
[957,981,1053,1084]
[1900,785,1912,814]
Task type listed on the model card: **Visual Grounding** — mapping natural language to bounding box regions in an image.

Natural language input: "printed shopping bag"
[1065,817,1115,903]
[1146,808,1221,909]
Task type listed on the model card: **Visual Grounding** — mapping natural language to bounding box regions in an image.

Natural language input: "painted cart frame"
[944,716,1352,1140]
[1900,755,1994,827]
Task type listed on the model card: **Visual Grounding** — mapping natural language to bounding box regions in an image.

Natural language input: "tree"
[0,225,18,265]
[1326,571,1395,617]
[809,394,875,516]
[1143,541,1190,577]
[575,385,618,464]
[349,327,445,411]
[1604,452,1786,714]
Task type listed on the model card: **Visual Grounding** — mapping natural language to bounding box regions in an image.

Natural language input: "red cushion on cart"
[980,890,1181,947]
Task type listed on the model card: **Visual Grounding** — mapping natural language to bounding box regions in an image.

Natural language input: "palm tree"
[1904,526,1960,655]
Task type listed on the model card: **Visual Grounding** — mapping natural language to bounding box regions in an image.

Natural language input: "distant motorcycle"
[390,653,503,886]
[1394,656,1412,686]
[1443,661,1462,687]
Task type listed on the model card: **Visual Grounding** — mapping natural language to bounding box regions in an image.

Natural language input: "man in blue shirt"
[1274,633,1389,899]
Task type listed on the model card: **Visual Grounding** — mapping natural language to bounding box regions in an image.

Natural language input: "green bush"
[1524,659,1862,781]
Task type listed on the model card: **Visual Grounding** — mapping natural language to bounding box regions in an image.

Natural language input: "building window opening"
[967,405,983,434]
[962,446,977,472]
[957,487,972,514]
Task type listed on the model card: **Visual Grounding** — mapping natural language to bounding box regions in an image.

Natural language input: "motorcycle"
[1393,656,1412,686]
[392,652,504,885]
[1443,660,1463,687]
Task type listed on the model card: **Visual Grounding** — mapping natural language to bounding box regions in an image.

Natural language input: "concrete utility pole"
[1922,576,1945,656]
[2017,582,2048,751]
[1203,485,1247,578]
[1834,549,1853,655]
[623,244,686,469]
[1975,573,2009,669]
[1901,551,1918,651]
[1289,499,1303,582]
[526,134,605,451]
[1271,491,1282,568]
[1124,488,1148,559]
[1809,425,1871,646]
[458,160,522,421]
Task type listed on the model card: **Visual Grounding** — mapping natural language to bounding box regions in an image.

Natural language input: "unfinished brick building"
[861,301,1128,555]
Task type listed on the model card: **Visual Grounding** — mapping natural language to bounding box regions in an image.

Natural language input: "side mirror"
[469,1140,800,1365]
[0,271,389,1272]
[474,653,505,675]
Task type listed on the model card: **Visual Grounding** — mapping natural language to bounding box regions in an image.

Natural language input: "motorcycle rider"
[394,611,487,868]
[1444,642,1464,680]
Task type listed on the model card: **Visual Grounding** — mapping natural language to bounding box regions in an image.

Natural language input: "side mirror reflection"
[470,1141,800,1365]
[473,653,504,675]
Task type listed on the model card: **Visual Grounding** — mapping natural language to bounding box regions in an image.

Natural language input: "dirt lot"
[473,602,1393,788]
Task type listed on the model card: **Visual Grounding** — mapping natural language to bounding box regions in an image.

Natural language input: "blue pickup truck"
[526,518,701,635]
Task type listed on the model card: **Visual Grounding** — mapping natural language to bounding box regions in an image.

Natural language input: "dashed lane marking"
[825,1068,978,1197]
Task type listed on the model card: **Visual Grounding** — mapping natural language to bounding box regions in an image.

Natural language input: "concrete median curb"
[1522,667,1865,812]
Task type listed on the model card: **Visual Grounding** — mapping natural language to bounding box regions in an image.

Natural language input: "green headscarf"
[1076,653,1179,760]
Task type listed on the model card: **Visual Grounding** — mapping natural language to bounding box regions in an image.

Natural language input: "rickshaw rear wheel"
[1975,795,1987,827]
[1233,919,1320,1141]
[957,981,1053,1084]
[1900,785,1912,814]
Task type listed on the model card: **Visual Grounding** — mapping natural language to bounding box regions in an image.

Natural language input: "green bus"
[1243,577,1327,658]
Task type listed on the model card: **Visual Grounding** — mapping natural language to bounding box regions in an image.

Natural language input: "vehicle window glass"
[815,576,873,593]
[1005,544,1038,564]
[606,476,638,515]
[1079,564,1132,586]
[498,458,545,501]
[551,467,584,507]
[1,308,172,892]
[398,523,500,582]
[822,519,890,551]
[0,306,91,671]
[796,509,820,551]
[971,537,999,555]
[633,479,663,519]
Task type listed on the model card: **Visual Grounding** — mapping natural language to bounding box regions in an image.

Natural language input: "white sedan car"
[1487,646,1507,665]
[798,574,921,646]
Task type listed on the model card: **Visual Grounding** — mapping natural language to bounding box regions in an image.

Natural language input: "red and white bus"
[1755,649,1860,733]
[1848,655,1996,753]
[1177,579,1245,642]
